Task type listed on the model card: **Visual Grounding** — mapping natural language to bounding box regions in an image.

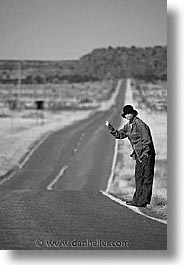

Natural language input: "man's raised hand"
[105,120,109,127]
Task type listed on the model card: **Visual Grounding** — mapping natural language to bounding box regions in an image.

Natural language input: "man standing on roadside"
[105,105,156,207]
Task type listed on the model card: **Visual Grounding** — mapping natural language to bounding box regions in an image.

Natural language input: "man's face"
[125,113,134,120]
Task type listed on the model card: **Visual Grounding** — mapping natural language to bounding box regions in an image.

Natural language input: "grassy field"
[0,80,116,111]
[109,79,167,220]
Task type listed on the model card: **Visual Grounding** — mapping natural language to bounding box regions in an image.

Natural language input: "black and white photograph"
[0,0,168,252]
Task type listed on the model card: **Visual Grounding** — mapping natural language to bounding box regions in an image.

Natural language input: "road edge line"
[0,132,51,186]
[105,139,119,193]
[19,132,51,169]
[105,79,125,193]
[100,191,167,225]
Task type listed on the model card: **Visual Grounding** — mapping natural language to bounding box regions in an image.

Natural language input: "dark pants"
[133,154,155,205]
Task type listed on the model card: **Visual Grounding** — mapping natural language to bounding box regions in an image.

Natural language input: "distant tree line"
[0,45,167,84]
[0,74,99,84]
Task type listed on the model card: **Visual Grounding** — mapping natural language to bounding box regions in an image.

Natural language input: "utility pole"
[34,72,36,103]
[42,71,46,125]
[17,61,21,110]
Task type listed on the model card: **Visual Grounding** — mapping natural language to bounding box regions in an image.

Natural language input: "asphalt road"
[0,79,167,250]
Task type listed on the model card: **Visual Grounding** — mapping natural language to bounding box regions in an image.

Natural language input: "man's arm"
[105,121,127,139]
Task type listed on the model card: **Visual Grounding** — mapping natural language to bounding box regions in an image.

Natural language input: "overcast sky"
[0,0,167,60]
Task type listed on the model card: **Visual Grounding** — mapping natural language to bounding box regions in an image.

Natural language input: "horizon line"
[0,44,167,62]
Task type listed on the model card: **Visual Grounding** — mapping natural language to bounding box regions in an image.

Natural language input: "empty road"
[0,79,167,250]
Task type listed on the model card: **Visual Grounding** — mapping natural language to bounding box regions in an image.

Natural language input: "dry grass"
[0,80,116,109]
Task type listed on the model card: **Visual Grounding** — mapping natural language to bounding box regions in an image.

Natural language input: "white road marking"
[79,133,85,142]
[19,133,50,169]
[0,171,17,186]
[72,132,86,155]
[105,139,119,193]
[101,191,167,225]
[47,165,68,190]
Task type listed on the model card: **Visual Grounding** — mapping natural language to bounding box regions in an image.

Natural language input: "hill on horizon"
[0,45,167,83]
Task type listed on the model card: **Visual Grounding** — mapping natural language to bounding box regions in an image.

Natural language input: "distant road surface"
[0,79,167,250]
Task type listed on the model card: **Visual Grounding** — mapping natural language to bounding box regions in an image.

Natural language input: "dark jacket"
[108,117,155,162]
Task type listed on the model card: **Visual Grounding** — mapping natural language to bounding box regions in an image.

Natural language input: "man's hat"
[121,105,138,118]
